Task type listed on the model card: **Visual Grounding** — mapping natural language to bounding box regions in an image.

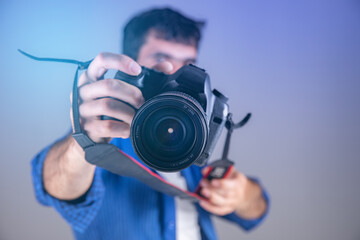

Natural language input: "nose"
[167,61,184,74]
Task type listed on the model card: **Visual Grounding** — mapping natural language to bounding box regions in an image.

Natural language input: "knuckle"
[118,54,130,65]
[100,98,114,111]
[103,78,117,93]
[83,120,95,134]
[78,103,86,117]
[121,127,131,138]
[113,54,127,67]
[123,112,134,124]
[78,72,89,85]
[96,52,107,62]
[100,120,114,134]
[118,54,125,62]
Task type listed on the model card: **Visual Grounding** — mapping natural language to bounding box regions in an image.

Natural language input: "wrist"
[64,135,94,175]
[235,178,266,219]
[44,134,96,200]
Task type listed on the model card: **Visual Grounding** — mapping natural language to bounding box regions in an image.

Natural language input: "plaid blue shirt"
[31,136,269,240]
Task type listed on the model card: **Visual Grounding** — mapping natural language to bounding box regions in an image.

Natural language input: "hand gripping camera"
[114,64,229,172]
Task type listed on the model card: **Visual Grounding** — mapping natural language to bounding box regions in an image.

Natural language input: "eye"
[155,55,166,63]
[153,53,170,63]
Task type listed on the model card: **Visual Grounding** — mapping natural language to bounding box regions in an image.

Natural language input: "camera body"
[114,64,229,172]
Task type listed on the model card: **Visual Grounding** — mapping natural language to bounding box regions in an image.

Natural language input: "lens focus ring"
[130,91,208,172]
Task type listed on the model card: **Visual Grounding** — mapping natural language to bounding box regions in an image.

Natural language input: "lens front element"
[155,117,186,147]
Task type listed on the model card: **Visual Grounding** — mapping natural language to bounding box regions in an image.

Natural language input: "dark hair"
[123,7,205,60]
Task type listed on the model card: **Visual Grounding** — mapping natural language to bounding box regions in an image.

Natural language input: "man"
[32,7,269,240]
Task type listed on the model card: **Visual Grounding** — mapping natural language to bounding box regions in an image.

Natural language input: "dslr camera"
[17,49,231,173]
[114,64,229,172]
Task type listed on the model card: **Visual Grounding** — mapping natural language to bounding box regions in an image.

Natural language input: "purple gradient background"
[1,0,359,239]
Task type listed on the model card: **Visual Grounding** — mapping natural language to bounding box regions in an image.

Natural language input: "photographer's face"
[137,33,197,74]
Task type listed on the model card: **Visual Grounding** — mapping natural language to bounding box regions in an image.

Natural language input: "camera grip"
[195,159,234,198]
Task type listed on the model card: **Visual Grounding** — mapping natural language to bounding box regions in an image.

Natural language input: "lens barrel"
[131,92,208,172]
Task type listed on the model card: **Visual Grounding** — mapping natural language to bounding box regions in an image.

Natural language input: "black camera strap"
[19,50,251,202]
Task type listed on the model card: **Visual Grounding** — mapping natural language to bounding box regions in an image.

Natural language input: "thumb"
[201,166,211,176]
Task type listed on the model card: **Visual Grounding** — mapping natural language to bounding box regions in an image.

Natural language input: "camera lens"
[142,108,196,161]
[131,92,208,172]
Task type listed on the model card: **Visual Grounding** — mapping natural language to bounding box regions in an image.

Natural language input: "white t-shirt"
[159,172,201,240]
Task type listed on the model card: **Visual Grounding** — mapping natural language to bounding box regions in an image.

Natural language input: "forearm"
[43,134,96,200]
[235,180,267,219]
